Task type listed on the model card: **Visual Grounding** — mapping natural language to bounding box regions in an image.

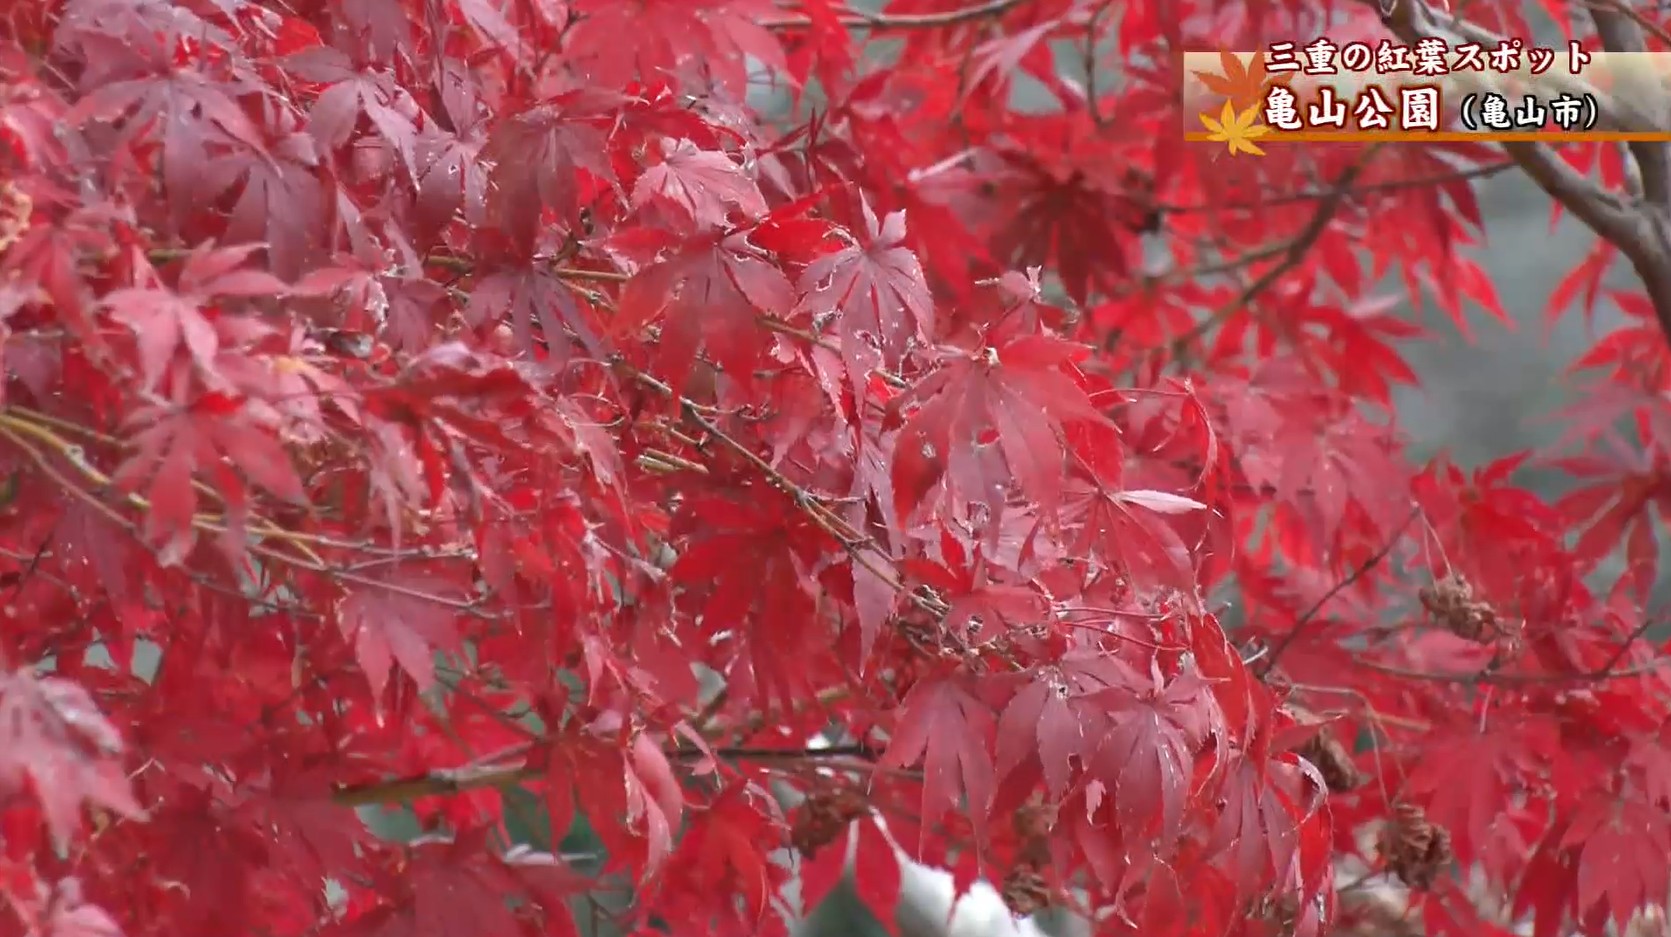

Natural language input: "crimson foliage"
[2,1,1670,936]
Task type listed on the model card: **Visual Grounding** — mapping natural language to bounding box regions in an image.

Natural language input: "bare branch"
[1368,0,1671,349]
[1582,0,1671,206]
[330,743,880,807]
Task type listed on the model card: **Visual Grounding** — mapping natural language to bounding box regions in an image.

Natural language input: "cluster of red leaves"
[3,1,1671,937]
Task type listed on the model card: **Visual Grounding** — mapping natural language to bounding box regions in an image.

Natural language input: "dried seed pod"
[789,784,870,859]
[1297,727,1368,793]
[1011,801,1054,867]
[1418,574,1502,645]
[1379,802,1452,889]
[999,864,1051,917]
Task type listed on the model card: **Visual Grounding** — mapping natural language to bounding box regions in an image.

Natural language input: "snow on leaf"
[879,676,998,847]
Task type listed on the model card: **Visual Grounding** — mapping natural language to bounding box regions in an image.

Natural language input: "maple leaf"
[463,267,606,362]
[977,127,1150,305]
[798,200,934,397]
[1199,101,1270,158]
[1561,797,1671,932]
[879,675,998,847]
[214,126,330,280]
[1206,755,1322,892]
[0,671,142,845]
[11,0,1671,930]
[1081,667,1220,845]
[994,651,1151,800]
[797,815,902,926]
[670,494,837,711]
[660,782,784,926]
[630,138,768,231]
[480,93,617,249]
[1192,49,1291,113]
[284,47,422,177]
[901,534,1048,647]
[563,0,789,99]
[1405,724,1554,864]
[110,394,308,565]
[67,68,270,222]
[342,830,584,937]
[891,332,1113,528]
[617,229,795,393]
[337,572,467,698]
[104,242,289,390]
[413,122,490,242]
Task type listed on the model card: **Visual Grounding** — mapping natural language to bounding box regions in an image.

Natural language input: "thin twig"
[330,743,878,807]
[1259,504,1422,676]
[761,0,1023,31]
[1160,144,1385,365]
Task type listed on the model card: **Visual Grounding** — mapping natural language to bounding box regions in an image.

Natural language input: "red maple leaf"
[879,674,999,847]
[630,138,768,231]
[563,0,789,100]
[479,92,618,250]
[66,68,269,222]
[112,395,306,565]
[617,229,795,392]
[798,200,934,394]
[337,571,468,697]
[1081,666,1219,846]
[891,329,1112,525]
[283,47,421,177]
[104,243,289,390]
[0,672,141,845]
[1562,797,1671,932]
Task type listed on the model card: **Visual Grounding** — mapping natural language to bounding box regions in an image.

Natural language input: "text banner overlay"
[1181,42,1671,156]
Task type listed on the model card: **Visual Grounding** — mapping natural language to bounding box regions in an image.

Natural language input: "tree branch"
[1583,0,1671,206]
[1256,505,1422,677]
[330,743,879,808]
[1368,0,1671,350]
[761,0,1023,30]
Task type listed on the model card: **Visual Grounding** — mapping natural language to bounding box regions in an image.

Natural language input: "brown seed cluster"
[1297,726,1367,794]
[1000,803,1055,916]
[1419,574,1518,648]
[0,182,30,255]
[1379,802,1452,889]
[1000,865,1051,917]
[788,784,870,859]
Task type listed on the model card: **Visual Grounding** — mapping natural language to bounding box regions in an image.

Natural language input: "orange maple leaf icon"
[1192,49,1292,114]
